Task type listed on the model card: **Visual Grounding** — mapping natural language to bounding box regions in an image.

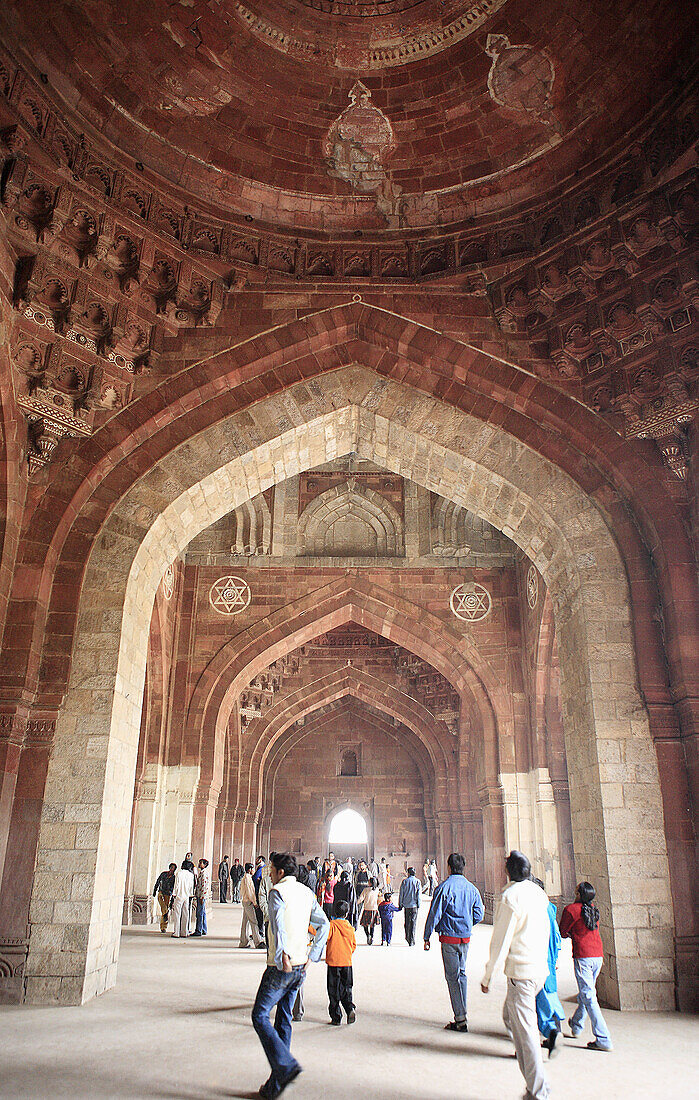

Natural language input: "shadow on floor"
[389,1035,515,1060]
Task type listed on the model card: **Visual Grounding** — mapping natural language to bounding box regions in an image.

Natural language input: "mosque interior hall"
[0,0,697,1089]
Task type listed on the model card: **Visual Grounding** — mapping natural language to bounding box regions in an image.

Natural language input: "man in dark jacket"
[230,857,244,901]
[354,859,370,895]
[397,867,421,946]
[153,863,177,933]
[424,852,484,1031]
[218,855,230,903]
[305,861,318,895]
[333,870,358,928]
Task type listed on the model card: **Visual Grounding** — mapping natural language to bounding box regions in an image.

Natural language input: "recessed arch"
[184,573,503,799]
[298,480,404,557]
[23,364,675,1010]
[257,699,442,871]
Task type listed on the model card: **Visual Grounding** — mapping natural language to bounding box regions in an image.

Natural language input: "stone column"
[0,716,54,1003]
[0,712,25,875]
[191,786,220,862]
[551,777,575,900]
[478,782,506,916]
[123,767,160,925]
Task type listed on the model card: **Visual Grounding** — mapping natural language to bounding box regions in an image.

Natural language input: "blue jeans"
[440,941,469,1023]
[252,965,306,1087]
[571,957,612,1048]
[195,900,207,935]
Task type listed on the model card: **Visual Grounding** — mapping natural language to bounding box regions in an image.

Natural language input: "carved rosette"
[485,34,558,128]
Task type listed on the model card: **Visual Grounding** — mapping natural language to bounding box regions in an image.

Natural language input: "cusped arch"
[298,480,404,557]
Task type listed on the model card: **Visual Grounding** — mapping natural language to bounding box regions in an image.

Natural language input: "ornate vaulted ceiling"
[0,0,692,232]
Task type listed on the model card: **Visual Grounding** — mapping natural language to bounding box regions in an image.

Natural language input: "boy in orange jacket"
[325,900,357,1025]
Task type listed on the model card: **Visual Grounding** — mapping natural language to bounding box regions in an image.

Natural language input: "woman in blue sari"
[532,876,565,1056]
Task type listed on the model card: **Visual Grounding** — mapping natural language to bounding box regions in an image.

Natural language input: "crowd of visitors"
[151,847,612,1099]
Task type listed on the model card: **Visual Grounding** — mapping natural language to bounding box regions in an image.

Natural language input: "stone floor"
[1,903,696,1099]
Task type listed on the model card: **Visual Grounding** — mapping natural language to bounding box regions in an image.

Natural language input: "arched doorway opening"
[328,806,369,863]
[15,348,678,1009]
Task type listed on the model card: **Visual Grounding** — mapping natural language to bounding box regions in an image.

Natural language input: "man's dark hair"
[200,858,209,868]
[407,866,415,876]
[307,860,315,869]
[336,901,350,918]
[447,852,465,875]
[340,870,349,882]
[245,862,253,872]
[256,855,265,863]
[168,863,177,871]
[271,851,298,878]
[505,850,531,882]
[369,876,378,889]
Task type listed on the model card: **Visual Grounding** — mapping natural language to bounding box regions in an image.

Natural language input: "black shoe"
[277,1066,302,1093]
[545,1030,558,1058]
[329,1018,341,1025]
[444,1020,468,1032]
[191,932,202,937]
[256,943,268,949]
[258,1078,280,1100]
[347,1010,356,1024]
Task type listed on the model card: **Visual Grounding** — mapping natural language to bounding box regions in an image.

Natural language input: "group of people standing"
[152,852,212,937]
[216,854,246,902]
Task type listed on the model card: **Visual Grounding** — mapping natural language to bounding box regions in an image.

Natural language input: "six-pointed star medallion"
[450,581,492,622]
[209,575,251,615]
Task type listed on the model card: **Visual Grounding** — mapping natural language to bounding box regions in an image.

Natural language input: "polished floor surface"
[1,902,696,1099]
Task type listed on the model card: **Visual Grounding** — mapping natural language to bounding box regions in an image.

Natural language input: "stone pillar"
[122,767,161,925]
[533,767,562,896]
[478,783,506,916]
[231,810,246,861]
[403,481,431,559]
[0,717,54,1003]
[191,787,220,862]
[551,778,575,900]
[0,712,25,875]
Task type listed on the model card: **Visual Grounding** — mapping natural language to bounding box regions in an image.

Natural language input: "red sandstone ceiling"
[1,0,692,232]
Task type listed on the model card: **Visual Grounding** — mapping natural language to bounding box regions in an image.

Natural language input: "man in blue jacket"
[423,852,484,1031]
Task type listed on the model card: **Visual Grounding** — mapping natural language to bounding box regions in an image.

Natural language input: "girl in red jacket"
[560,882,613,1051]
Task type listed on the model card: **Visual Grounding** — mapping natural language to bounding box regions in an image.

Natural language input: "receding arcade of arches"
[7,353,678,1015]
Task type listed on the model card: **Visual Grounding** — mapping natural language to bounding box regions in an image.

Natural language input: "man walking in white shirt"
[170,863,195,938]
[252,852,329,1098]
[240,862,265,948]
[481,851,552,1100]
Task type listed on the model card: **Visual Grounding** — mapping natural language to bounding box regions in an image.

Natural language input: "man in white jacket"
[170,863,195,938]
[252,851,329,1099]
[481,851,551,1100]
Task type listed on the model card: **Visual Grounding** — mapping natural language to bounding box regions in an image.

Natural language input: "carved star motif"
[209,575,251,615]
[450,582,492,622]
